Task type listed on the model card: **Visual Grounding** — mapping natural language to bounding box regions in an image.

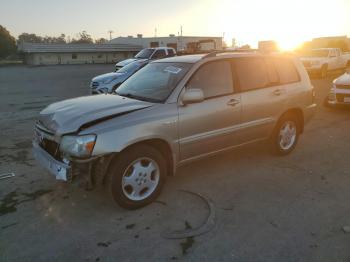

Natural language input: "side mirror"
[182,88,204,105]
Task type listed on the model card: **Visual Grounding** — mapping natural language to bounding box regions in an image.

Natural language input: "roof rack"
[201,49,257,59]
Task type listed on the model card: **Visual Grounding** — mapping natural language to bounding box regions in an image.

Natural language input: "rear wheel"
[107,144,166,209]
[271,114,300,155]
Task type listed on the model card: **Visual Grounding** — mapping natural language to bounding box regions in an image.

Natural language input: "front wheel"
[271,114,300,156]
[107,145,166,209]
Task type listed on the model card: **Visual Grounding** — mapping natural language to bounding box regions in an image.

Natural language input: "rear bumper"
[326,89,350,106]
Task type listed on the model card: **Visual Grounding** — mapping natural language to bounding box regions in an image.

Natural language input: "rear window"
[152,50,167,59]
[272,58,300,84]
[167,49,175,57]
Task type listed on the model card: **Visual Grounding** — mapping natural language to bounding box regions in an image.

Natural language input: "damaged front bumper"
[33,141,113,188]
[33,141,71,181]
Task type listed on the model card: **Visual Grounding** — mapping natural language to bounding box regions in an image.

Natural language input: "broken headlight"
[60,135,96,158]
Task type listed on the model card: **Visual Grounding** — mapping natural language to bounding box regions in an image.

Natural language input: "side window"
[264,58,279,84]
[272,58,300,84]
[234,58,269,91]
[167,49,175,57]
[187,60,233,99]
[152,50,166,59]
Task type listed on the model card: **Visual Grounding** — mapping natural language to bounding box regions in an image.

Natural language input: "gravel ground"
[0,64,349,262]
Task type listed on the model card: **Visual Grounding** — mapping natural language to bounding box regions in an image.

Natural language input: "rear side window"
[187,60,233,99]
[233,58,269,91]
[167,49,175,57]
[264,58,279,84]
[152,50,166,59]
[272,58,300,84]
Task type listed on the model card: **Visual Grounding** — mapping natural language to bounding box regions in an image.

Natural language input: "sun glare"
[205,0,349,50]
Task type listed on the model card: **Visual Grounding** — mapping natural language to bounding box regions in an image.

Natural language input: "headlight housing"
[60,135,96,158]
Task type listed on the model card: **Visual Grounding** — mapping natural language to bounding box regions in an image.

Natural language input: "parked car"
[300,48,350,78]
[324,71,350,106]
[90,59,149,94]
[33,52,316,209]
[115,47,176,70]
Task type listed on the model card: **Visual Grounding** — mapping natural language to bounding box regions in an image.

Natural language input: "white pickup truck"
[300,48,350,78]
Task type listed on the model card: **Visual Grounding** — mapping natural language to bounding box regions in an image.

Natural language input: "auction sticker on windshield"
[164,66,182,74]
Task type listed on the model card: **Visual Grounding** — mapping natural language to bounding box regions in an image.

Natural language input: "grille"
[91,81,99,88]
[336,94,350,102]
[34,124,61,160]
[336,85,350,90]
[41,138,60,158]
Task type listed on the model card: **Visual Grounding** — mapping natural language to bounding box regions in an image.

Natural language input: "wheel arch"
[276,108,304,134]
[104,138,175,183]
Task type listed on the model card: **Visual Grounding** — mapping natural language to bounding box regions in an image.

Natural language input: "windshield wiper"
[116,92,161,103]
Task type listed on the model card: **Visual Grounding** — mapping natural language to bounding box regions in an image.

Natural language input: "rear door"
[233,57,289,142]
[178,59,242,161]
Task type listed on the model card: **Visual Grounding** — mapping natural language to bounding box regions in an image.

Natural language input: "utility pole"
[108,30,114,41]
[154,27,157,37]
[180,25,183,50]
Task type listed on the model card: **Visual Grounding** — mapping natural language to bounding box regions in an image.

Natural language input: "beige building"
[110,35,223,52]
[311,36,350,51]
[18,43,142,65]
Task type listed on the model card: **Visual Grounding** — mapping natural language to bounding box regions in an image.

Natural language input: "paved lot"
[0,64,350,262]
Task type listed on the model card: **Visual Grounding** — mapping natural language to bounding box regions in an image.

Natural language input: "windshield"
[135,49,155,59]
[303,50,329,57]
[117,61,144,74]
[116,62,192,103]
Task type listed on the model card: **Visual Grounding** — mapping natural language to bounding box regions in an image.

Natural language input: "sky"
[1,0,350,49]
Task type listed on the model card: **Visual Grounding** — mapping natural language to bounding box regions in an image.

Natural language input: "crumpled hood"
[92,72,126,82]
[38,94,153,135]
[115,58,138,67]
[334,72,350,85]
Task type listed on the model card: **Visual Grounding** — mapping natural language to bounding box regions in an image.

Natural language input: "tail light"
[311,85,316,104]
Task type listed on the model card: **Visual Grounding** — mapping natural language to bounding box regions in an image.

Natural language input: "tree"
[0,25,16,59]
[71,31,93,44]
[95,38,108,44]
[42,34,66,44]
[18,33,43,43]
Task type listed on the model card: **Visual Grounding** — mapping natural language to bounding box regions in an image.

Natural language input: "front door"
[178,60,242,161]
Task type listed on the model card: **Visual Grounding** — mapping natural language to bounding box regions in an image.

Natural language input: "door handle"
[227,98,240,106]
[273,89,282,96]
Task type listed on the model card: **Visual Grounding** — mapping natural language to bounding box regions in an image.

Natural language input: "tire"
[271,113,300,156]
[107,144,167,209]
[320,64,328,79]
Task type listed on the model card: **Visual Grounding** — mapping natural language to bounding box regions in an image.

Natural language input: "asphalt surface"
[0,64,349,262]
